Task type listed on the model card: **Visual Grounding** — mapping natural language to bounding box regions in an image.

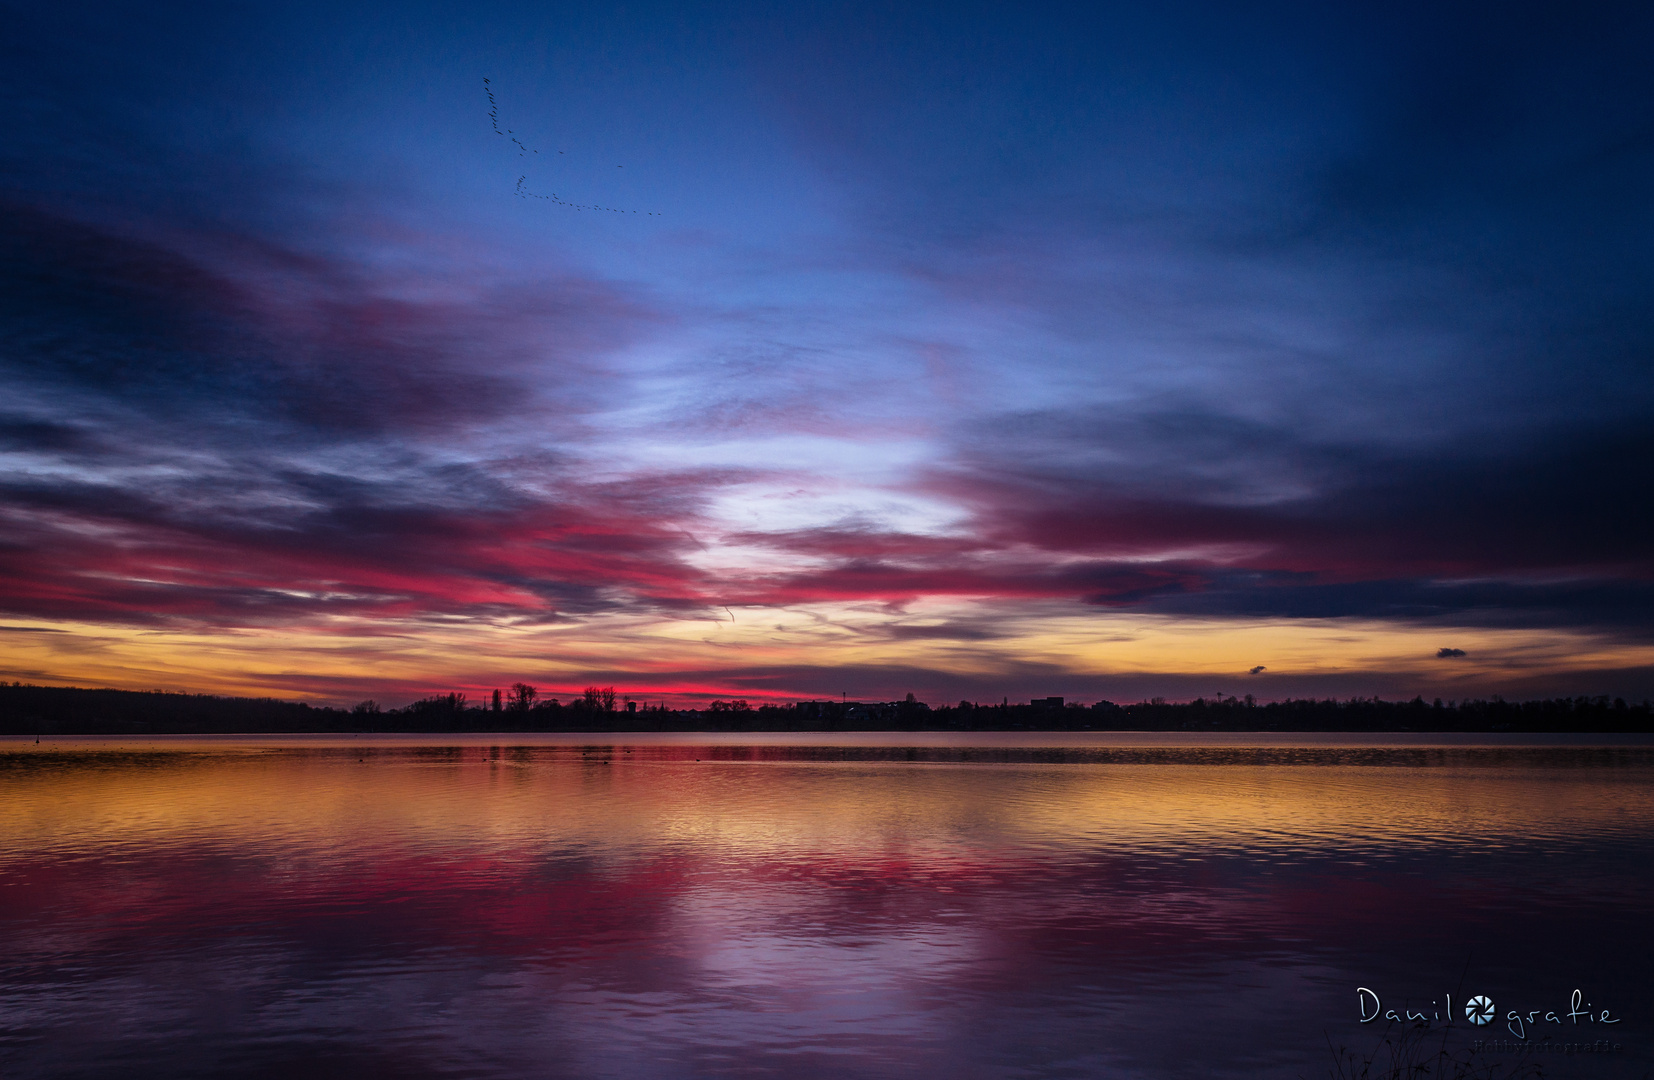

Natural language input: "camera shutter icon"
[1465,995,1495,1025]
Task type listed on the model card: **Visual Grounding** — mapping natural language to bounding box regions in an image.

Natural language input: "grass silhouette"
[1316,1022,1543,1080]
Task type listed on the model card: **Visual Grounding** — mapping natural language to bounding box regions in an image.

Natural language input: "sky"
[2,0,1652,707]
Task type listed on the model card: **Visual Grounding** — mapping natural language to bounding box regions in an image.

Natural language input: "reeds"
[1317,1022,1542,1080]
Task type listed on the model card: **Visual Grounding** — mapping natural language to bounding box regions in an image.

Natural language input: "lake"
[2,733,1650,1079]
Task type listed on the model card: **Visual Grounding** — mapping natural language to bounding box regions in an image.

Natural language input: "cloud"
[912,405,1654,633]
[0,461,739,628]
[4,2,1654,703]
[0,203,661,446]
[0,203,738,630]
[1436,647,1467,658]
[1248,666,1266,675]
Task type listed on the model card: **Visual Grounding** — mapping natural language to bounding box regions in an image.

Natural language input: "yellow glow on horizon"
[1,597,1649,705]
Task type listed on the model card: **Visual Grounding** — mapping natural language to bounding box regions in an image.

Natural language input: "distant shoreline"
[2,682,1650,736]
[9,730,1654,745]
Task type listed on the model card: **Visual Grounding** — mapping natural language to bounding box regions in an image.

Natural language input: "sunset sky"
[2,1,1652,706]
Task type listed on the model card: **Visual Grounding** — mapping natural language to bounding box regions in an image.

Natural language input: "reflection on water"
[1,735,1650,1078]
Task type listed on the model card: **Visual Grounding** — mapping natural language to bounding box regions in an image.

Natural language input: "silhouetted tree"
[405,692,467,717]
[492,688,502,712]
[509,682,537,711]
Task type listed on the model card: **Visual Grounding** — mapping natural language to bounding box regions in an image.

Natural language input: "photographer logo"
[1358,986,1619,1041]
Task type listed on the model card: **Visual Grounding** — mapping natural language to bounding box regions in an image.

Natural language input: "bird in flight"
[485,78,661,216]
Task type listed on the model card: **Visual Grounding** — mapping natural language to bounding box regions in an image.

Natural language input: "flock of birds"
[484,78,661,216]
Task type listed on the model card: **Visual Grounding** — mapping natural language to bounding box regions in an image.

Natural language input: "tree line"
[1,681,1650,735]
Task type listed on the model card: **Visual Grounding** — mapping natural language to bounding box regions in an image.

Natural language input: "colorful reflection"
[1,739,1649,1078]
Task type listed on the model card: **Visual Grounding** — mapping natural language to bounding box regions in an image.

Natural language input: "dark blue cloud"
[2,0,1652,697]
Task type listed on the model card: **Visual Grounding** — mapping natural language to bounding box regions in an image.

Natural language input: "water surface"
[2,734,1650,1078]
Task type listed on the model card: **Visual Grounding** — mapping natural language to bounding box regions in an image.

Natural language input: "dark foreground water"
[1,733,1650,1079]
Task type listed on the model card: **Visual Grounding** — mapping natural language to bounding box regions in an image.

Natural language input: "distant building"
[1030,697,1064,709]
